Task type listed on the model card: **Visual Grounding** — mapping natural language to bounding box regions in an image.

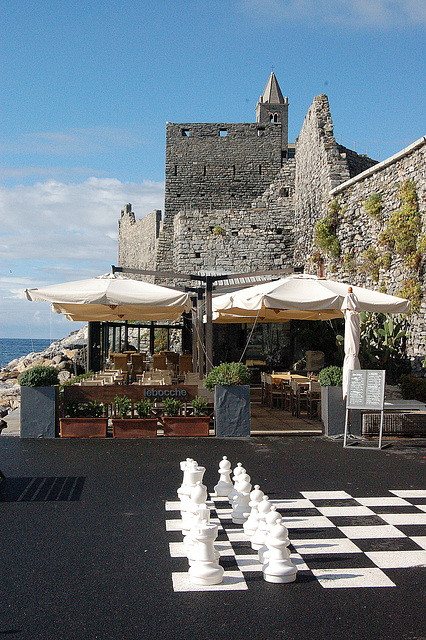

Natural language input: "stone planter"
[321,386,345,436]
[20,386,58,438]
[214,385,250,437]
[59,417,108,438]
[321,386,361,437]
[162,416,210,436]
[112,418,157,437]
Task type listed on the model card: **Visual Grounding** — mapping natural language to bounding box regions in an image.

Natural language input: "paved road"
[0,435,425,640]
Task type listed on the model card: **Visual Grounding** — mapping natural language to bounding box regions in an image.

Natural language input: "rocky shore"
[0,327,88,415]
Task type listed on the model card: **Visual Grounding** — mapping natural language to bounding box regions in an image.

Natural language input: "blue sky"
[0,0,425,338]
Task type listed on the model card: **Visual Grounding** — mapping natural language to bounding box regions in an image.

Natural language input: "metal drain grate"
[0,476,86,502]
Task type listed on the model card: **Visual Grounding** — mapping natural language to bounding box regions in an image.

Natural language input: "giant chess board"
[166,490,426,591]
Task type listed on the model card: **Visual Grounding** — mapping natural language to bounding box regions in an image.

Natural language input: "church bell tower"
[256,72,289,154]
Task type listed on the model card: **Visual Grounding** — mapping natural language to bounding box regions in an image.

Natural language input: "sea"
[0,338,54,368]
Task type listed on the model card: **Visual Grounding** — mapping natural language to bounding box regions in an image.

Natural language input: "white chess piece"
[214,456,233,497]
[251,496,272,550]
[243,485,264,537]
[262,522,297,584]
[188,520,224,586]
[177,459,206,516]
[258,506,282,563]
[228,463,246,504]
[231,473,252,524]
[182,481,209,535]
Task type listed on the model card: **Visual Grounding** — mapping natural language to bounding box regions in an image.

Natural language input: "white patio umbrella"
[25,273,191,321]
[212,274,410,391]
[212,274,411,321]
[341,288,361,400]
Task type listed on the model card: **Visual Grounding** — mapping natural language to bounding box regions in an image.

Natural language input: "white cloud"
[0,176,165,337]
[0,177,164,263]
[239,0,426,27]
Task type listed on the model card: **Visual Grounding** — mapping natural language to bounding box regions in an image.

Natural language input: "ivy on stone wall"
[398,278,423,313]
[314,199,341,258]
[379,180,422,268]
[364,192,383,219]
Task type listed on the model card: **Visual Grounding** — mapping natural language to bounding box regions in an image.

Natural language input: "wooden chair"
[152,354,167,370]
[308,381,322,419]
[179,354,193,376]
[113,354,128,372]
[295,381,309,418]
[184,372,200,385]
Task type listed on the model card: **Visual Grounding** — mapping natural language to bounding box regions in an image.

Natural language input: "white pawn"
[231,473,252,524]
[243,485,265,537]
[214,456,233,497]
[262,522,297,584]
[251,496,272,550]
[258,506,283,564]
[188,520,224,586]
[228,463,246,504]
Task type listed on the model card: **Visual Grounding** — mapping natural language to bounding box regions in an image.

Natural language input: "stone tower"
[256,72,289,156]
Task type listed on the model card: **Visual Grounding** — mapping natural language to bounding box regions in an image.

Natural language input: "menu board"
[347,370,385,410]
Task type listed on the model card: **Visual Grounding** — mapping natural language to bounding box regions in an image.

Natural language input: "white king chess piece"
[214,456,233,497]
[262,521,297,584]
[188,520,224,586]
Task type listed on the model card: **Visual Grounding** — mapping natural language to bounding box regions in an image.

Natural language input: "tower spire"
[261,71,285,104]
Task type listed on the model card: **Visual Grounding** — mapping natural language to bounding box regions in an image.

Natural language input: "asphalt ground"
[1,435,425,640]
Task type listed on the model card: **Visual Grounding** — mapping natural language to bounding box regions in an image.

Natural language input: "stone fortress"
[118,73,426,369]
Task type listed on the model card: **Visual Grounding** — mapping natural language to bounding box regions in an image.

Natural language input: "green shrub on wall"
[314,200,341,258]
[364,192,383,219]
[398,278,423,313]
[379,180,421,266]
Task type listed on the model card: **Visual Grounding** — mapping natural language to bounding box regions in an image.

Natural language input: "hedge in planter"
[112,396,157,438]
[162,397,210,436]
[60,400,108,438]
[205,363,251,437]
[18,365,59,438]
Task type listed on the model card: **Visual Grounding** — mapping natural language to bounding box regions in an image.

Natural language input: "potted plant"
[318,365,348,436]
[18,365,60,438]
[162,396,209,436]
[112,396,157,438]
[59,399,108,438]
[205,362,251,437]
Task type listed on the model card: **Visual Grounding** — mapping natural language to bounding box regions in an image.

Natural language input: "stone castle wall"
[304,137,426,368]
[118,204,161,280]
[294,94,376,265]
[117,90,425,366]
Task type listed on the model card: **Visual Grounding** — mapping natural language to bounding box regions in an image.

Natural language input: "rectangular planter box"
[214,385,250,437]
[112,418,158,437]
[20,386,58,438]
[163,416,210,436]
[321,386,361,436]
[59,418,108,438]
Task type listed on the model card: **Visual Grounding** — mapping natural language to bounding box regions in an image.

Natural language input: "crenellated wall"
[118,204,162,281]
